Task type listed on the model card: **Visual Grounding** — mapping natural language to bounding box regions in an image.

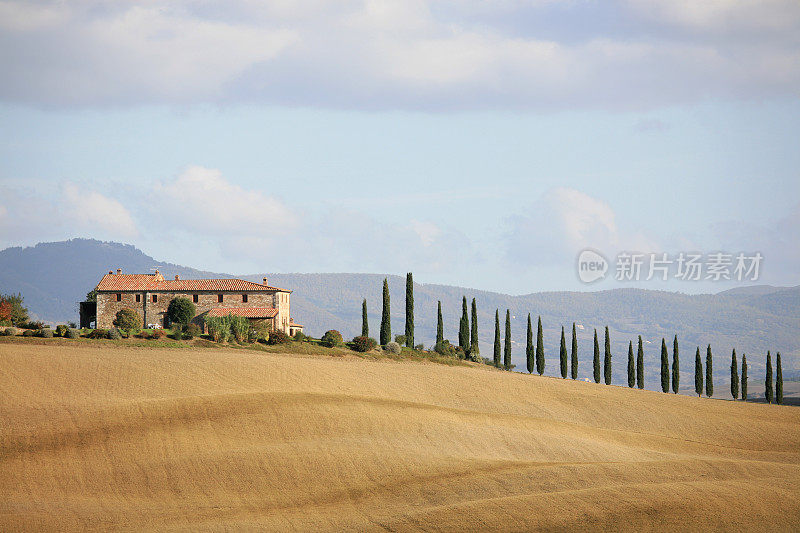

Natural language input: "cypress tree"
[559,326,567,378]
[765,351,773,404]
[627,341,635,388]
[571,323,578,380]
[730,349,739,400]
[705,345,713,398]
[436,301,444,346]
[603,326,611,385]
[470,298,479,356]
[694,347,703,397]
[636,336,644,389]
[776,352,783,405]
[361,299,369,337]
[593,329,600,383]
[459,297,469,353]
[380,278,390,345]
[526,314,533,374]
[493,310,501,368]
[504,309,511,370]
[405,273,414,348]
[741,354,748,401]
[672,335,679,394]
[660,338,669,393]
[536,316,545,376]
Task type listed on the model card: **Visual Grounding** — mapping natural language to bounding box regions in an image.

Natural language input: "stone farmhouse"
[86,269,303,335]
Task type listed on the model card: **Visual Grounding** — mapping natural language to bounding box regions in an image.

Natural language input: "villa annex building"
[86,269,303,334]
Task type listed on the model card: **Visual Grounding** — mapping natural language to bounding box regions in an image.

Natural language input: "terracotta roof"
[207,307,279,318]
[96,273,289,292]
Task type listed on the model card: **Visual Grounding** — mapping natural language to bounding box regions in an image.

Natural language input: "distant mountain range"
[1,239,797,388]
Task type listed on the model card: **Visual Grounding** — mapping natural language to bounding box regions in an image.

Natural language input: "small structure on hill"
[83,268,302,334]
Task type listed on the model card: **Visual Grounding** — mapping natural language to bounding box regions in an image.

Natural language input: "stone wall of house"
[96,290,286,330]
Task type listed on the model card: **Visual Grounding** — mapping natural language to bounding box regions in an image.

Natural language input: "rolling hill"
[0,239,797,390]
[1,342,798,530]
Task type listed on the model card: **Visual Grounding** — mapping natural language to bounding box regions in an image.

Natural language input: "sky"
[0,0,799,295]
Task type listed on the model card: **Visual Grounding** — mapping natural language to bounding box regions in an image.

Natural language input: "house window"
[242,294,248,303]
[152,294,158,303]
[116,293,122,302]
[218,294,223,303]
[193,294,198,303]
[135,294,141,303]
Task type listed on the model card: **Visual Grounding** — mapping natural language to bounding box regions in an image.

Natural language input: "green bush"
[183,323,201,339]
[171,325,183,341]
[205,316,229,343]
[108,328,122,340]
[250,322,270,343]
[229,315,250,343]
[321,330,344,347]
[267,330,291,345]
[167,297,196,326]
[88,329,108,339]
[55,325,69,337]
[351,336,378,352]
[148,329,166,340]
[414,344,424,351]
[293,331,308,342]
[65,328,79,339]
[384,341,402,354]
[113,309,142,336]
[21,320,45,330]
[434,340,457,357]
[37,328,54,338]
[394,334,406,345]
[22,329,36,337]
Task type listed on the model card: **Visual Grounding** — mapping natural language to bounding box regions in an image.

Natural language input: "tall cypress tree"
[705,345,713,398]
[493,310,501,368]
[536,316,545,376]
[526,314,533,374]
[741,354,748,401]
[593,329,600,383]
[405,273,414,348]
[380,278,390,345]
[362,299,369,337]
[504,309,511,370]
[636,336,644,389]
[765,351,773,404]
[459,297,469,353]
[672,335,680,394]
[627,341,635,388]
[603,326,612,385]
[470,298,479,356]
[660,338,669,393]
[571,323,578,380]
[560,326,568,378]
[694,347,703,397]
[436,301,444,346]
[730,349,739,400]
[776,352,783,405]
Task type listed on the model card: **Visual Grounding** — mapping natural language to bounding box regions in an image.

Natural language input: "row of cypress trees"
[367,277,785,404]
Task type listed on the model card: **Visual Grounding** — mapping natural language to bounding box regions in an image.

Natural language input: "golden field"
[1,342,799,531]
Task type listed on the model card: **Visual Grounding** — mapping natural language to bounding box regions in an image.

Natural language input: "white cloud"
[61,183,138,238]
[152,166,296,235]
[1,0,798,110]
[0,181,137,244]
[506,187,659,265]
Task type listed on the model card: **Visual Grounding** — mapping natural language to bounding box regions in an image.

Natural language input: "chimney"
[116,268,122,275]
[263,277,269,286]
[175,275,180,281]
